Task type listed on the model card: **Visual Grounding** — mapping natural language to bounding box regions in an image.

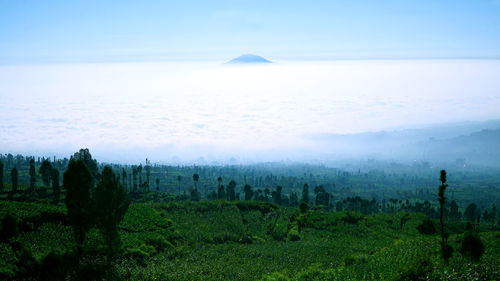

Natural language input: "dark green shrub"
[39,249,77,281]
[417,217,436,235]
[395,255,433,281]
[299,202,309,213]
[342,212,363,224]
[458,230,485,261]
[0,213,19,241]
[11,242,38,279]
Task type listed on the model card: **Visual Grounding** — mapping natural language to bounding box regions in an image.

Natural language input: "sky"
[1,1,500,163]
[1,0,500,63]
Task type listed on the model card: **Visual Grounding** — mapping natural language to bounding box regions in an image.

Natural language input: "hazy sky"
[1,0,500,63]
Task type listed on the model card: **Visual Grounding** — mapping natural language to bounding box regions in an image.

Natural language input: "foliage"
[458,230,485,261]
[417,217,436,234]
[63,159,93,253]
[93,166,130,258]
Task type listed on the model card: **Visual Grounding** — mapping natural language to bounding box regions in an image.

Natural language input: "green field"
[1,200,499,280]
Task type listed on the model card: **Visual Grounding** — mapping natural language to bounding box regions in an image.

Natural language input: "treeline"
[1,150,499,227]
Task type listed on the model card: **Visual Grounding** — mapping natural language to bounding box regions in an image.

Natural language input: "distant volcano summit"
[227,54,272,64]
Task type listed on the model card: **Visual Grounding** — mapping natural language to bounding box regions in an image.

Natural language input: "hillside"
[1,200,499,280]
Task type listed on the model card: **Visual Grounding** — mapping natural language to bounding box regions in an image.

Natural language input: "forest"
[0,149,499,280]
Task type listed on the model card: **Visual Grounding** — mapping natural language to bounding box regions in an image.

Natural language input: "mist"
[1,59,499,164]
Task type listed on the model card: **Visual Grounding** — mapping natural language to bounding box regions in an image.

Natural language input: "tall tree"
[137,164,142,188]
[177,175,182,194]
[464,203,478,222]
[193,173,199,190]
[314,186,330,206]
[11,167,18,192]
[51,168,60,204]
[243,184,253,200]
[145,158,151,190]
[71,148,99,183]
[438,170,452,262]
[132,167,138,191]
[228,180,236,201]
[0,161,3,191]
[301,184,309,204]
[122,168,127,189]
[272,186,282,205]
[217,184,225,200]
[94,166,130,258]
[190,188,200,201]
[155,178,160,192]
[289,192,299,207]
[217,176,223,199]
[39,160,53,186]
[63,159,93,255]
[449,200,461,220]
[29,158,36,191]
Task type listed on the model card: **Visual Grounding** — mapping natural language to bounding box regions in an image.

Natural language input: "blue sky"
[1,0,500,63]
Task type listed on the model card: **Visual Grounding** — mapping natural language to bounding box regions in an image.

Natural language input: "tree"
[272,186,282,205]
[190,188,200,201]
[132,167,138,191]
[314,185,330,206]
[51,168,60,204]
[464,203,478,222]
[145,159,151,190]
[301,184,309,204]
[177,175,181,194]
[243,184,253,200]
[137,164,143,188]
[192,173,199,190]
[155,178,160,192]
[228,180,236,201]
[264,188,270,201]
[438,170,452,262]
[71,148,98,183]
[217,184,225,200]
[11,167,18,192]
[459,229,485,261]
[63,159,93,255]
[217,176,223,199]
[93,166,130,258]
[289,192,299,207]
[39,160,53,186]
[0,161,4,191]
[449,200,461,220]
[122,168,127,189]
[29,158,36,191]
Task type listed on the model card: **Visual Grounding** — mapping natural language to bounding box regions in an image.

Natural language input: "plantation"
[1,151,499,280]
[1,199,499,280]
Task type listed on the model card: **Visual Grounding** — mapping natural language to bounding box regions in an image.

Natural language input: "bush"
[458,230,485,261]
[395,255,433,281]
[39,249,77,281]
[299,202,309,213]
[0,213,19,241]
[417,217,436,235]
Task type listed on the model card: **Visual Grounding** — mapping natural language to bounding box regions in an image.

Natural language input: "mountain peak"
[227,54,272,64]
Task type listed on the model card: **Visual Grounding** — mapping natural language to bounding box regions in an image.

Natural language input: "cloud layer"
[1,60,499,163]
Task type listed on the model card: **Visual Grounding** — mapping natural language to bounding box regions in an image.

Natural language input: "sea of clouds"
[1,59,499,163]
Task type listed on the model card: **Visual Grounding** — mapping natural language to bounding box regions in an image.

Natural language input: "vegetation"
[0,150,499,280]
